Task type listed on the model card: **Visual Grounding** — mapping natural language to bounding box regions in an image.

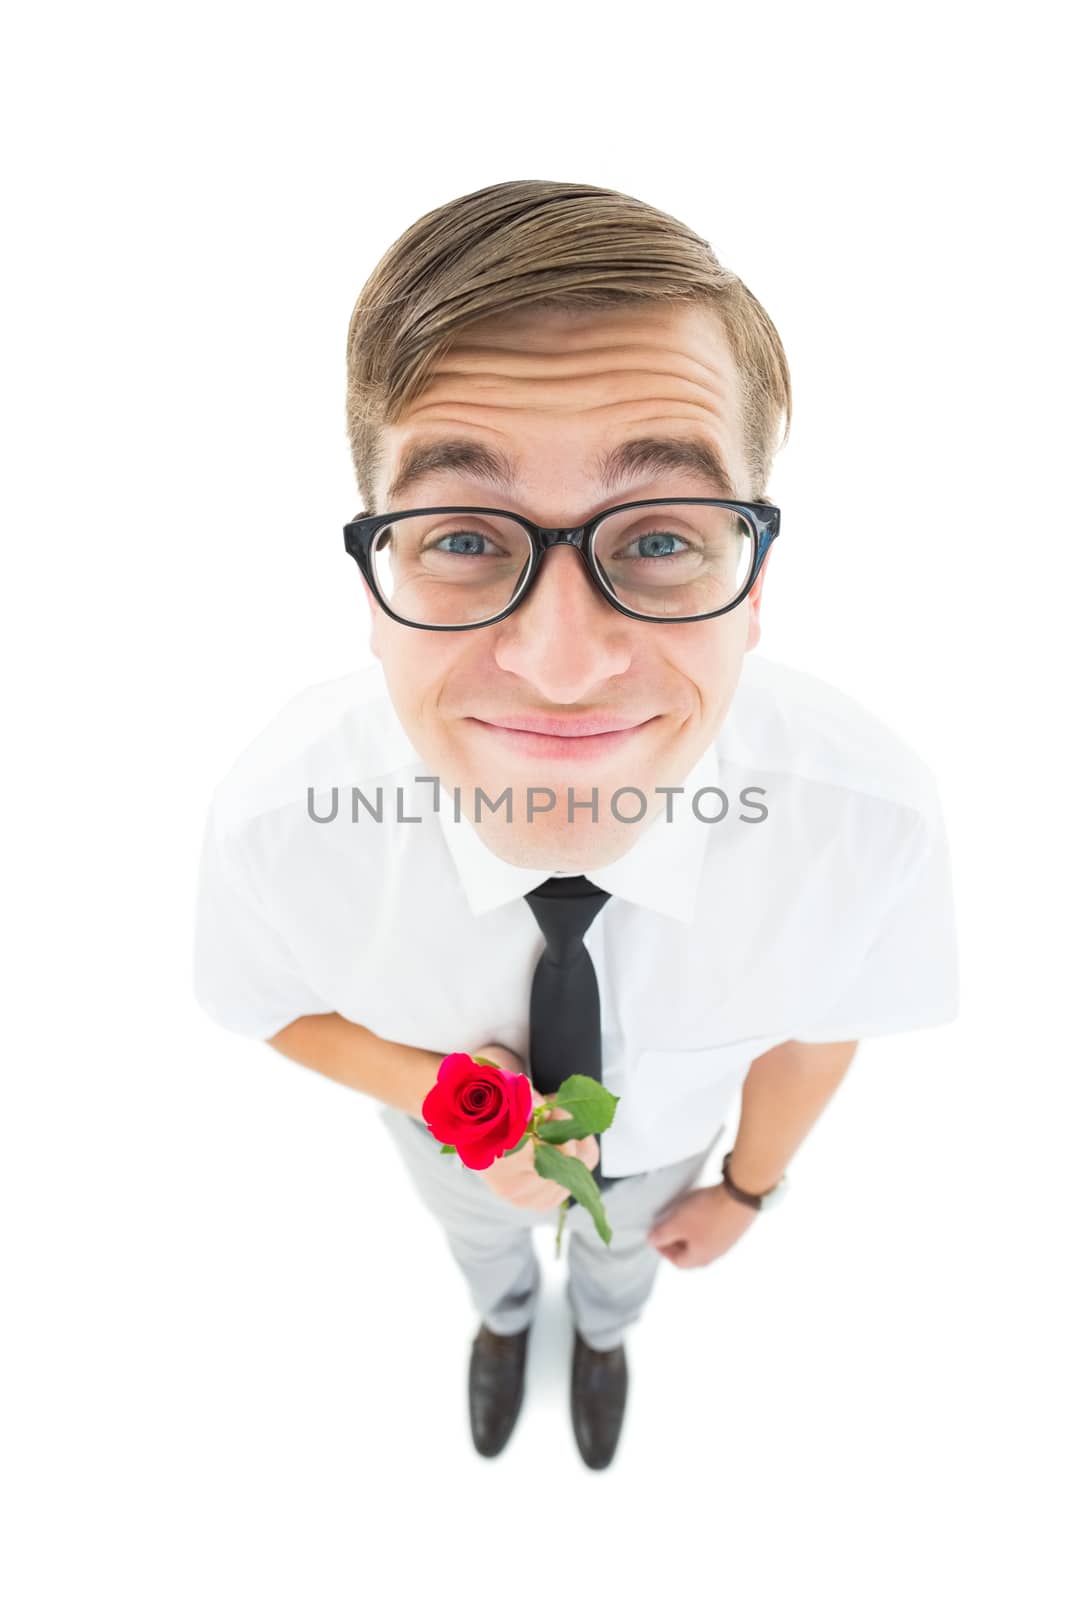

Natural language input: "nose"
[491,544,634,699]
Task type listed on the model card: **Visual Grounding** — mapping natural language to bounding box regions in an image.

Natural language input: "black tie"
[523,874,615,1193]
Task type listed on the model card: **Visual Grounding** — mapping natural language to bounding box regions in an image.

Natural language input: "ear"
[745,549,772,651]
[360,574,382,661]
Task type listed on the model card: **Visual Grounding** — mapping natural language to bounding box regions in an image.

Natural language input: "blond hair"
[346,179,791,510]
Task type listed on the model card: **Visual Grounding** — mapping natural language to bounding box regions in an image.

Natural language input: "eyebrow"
[385,432,739,505]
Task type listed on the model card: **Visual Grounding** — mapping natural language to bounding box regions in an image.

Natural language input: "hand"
[469,1042,600,1212]
[646,1183,759,1269]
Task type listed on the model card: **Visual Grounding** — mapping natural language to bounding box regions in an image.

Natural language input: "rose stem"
[554,1201,566,1259]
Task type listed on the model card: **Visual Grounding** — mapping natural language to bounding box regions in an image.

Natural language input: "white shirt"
[192,651,959,1178]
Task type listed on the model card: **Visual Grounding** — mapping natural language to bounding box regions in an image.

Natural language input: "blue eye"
[433,531,491,556]
[620,531,689,560]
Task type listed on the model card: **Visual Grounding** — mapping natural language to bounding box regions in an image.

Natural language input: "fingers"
[499,1149,573,1210]
[561,1132,599,1171]
[534,1102,598,1161]
[540,1107,599,1169]
[507,1178,569,1210]
[490,1094,600,1206]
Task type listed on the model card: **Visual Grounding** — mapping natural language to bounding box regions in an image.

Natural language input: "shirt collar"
[436,739,720,925]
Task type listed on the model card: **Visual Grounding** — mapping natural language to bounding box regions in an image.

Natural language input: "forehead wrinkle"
[405,376,736,421]
[385,316,749,505]
[416,346,735,405]
[402,397,737,439]
[426,354,734,396]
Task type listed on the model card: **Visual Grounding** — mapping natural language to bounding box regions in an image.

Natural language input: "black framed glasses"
[342,496,781,631]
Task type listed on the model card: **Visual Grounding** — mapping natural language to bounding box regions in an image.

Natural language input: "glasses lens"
[592,501,756,618]
[371,512,533,626]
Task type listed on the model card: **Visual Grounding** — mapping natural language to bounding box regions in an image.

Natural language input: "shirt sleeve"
[192,794,330,1040]
[791,796,960,1044]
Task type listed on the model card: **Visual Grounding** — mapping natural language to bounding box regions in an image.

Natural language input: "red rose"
[422,1052,533,1170]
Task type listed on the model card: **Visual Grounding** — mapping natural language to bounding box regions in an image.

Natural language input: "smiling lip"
[467,714,659,761]
[474,714,653,737]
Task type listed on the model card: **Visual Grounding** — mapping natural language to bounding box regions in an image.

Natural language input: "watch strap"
[721,1147,782,1210]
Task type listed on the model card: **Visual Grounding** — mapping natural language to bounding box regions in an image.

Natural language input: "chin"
[472,813,648,873]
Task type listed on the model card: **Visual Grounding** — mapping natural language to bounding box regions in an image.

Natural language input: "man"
[193,179,959,1471]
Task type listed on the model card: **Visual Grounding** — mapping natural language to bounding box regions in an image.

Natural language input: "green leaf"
[438,1143,457,1155]
[470,1054,502,1069]
[500,1132,531,1156]
[551,1074,620,1136]
[535,1118,586,1145]
[533,1143,613,1246]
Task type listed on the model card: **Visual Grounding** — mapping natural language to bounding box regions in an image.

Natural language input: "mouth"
[466,714,660,761]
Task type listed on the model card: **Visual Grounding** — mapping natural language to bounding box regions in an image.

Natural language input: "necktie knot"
[523,875,612,965]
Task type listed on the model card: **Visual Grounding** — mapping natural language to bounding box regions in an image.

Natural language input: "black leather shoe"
[570,1328,628,1469]
[468,1322,530,1457]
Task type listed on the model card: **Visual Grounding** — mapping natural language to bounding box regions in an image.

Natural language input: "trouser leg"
[563,1127,726,1351]
[378,1104,544,1335]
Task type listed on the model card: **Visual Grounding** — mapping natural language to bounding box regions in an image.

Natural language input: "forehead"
[377,301,748,507]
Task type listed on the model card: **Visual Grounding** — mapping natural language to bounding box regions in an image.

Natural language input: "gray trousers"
[378,1105,726,1351]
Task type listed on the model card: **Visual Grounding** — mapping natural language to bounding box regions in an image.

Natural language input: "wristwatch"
[720,1147,790,1211]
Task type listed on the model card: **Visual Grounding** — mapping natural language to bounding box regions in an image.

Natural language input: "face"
[360,301,771,871]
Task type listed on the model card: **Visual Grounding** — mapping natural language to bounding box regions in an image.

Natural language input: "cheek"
[666,617,748,716]
[373,636,466,742]
[676,615,743,677]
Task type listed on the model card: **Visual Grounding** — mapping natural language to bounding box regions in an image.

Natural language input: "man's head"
[345,180,790,871]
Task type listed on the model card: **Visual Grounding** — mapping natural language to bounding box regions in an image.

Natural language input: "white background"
[3,3,1064,1596]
